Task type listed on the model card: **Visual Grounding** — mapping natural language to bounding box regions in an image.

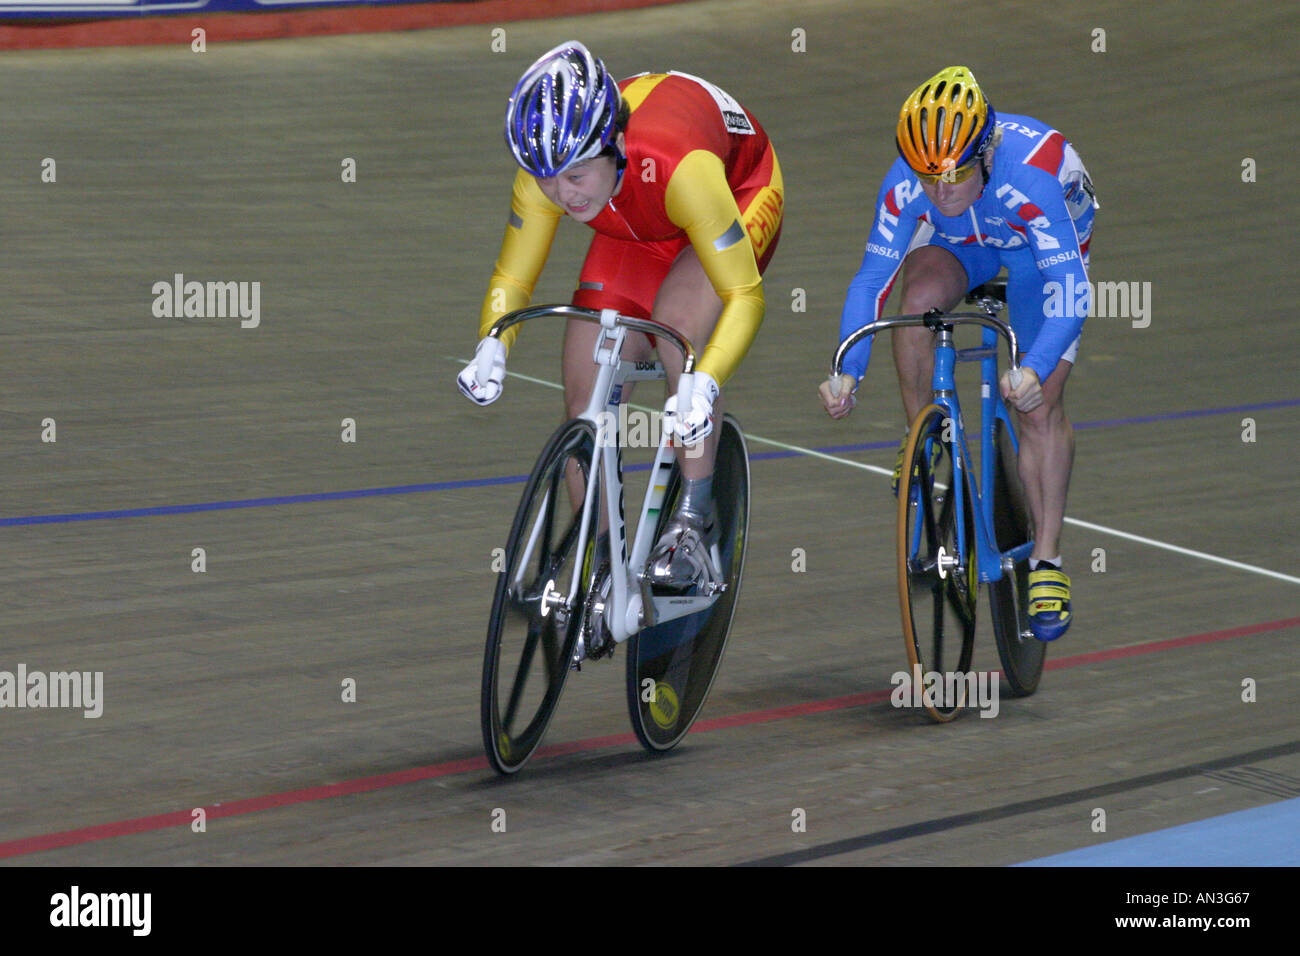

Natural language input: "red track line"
[2,614,1296,860]
[0,0,697,50]
[1043,615,1300,669]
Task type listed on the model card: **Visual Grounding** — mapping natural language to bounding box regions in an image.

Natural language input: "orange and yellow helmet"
[896,66,997,176]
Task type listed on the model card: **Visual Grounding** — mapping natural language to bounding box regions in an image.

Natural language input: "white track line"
[449,357,1300,586]
[1058,518,1300,585]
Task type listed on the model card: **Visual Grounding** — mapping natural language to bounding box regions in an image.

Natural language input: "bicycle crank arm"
[646,592,721,625]
[602,587,643,645]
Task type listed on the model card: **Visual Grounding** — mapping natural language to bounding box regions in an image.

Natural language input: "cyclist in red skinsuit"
[459,43,783,590]
[567,70,783,356]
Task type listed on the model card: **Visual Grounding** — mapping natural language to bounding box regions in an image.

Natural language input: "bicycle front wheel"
[988,417,1045,696]
[626,414,750,753]
[481,419,600,774]
[897,405,977,721]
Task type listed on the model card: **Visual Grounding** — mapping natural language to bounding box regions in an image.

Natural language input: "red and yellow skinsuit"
[479,71,784,386]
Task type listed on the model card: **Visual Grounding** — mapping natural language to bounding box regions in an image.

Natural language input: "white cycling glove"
[1001,366,1043,413]
[821,372,858,419]
[663,371,720,446]
[457,337,507,406]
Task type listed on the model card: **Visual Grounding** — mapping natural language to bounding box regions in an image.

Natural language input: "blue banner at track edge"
[0,0,477,20]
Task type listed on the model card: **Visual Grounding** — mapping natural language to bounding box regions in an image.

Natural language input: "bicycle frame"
[926,322,1035,585]
[832,305,1035,586]
[486,305,724,645]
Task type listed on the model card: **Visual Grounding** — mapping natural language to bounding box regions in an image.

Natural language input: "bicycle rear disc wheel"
[481,419,599,774]
[626,415,749,753]
[897,406,977,722]
[988,417,1045,696]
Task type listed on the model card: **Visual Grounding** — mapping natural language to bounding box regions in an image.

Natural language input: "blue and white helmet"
[504,41,622,177]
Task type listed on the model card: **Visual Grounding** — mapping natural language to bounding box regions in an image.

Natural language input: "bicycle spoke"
[930,584,946,672]
[552,507,583,570]
[948,577,975,628]
[540,618,563,683]
[538,465,561,567]
[501,614,545,732]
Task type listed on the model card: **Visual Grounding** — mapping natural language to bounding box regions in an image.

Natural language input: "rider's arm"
[1012,165,1092,383]
[478,169,564,352]
[662,149,770,386]
[839,164,919,381]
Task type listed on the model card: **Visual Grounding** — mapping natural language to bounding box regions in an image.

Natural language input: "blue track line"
[0,476,529,526]
[1073,397,1300,431]
[3,397,1296,527]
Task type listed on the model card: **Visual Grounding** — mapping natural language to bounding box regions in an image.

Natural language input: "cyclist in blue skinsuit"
[819,66,1098,642]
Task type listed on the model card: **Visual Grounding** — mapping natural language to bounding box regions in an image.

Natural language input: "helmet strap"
[973,146,992,198]
[614,145,628,188]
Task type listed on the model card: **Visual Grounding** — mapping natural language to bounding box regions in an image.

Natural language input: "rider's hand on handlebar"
[819,373,858,419]
[1000,366,1043,413]
[457,337,507,406]
[664,371,720,446]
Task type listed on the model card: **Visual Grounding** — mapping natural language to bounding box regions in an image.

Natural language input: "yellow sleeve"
[663,149,766,385]
[478,169,564,353]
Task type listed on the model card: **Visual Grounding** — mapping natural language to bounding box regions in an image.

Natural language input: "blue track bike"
[832,280,1044,721]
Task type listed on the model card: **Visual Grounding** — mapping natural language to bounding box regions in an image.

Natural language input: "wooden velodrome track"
[1,0,1296,866]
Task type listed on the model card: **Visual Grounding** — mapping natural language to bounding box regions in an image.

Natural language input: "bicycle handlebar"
[485,304,698,374]
[831,308,1022,380]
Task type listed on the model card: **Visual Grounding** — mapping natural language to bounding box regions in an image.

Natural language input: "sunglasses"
[915,157,982,186]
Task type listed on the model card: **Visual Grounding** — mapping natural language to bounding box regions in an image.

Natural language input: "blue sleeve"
[838,163,917,382]
[1011,166,1091,382]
